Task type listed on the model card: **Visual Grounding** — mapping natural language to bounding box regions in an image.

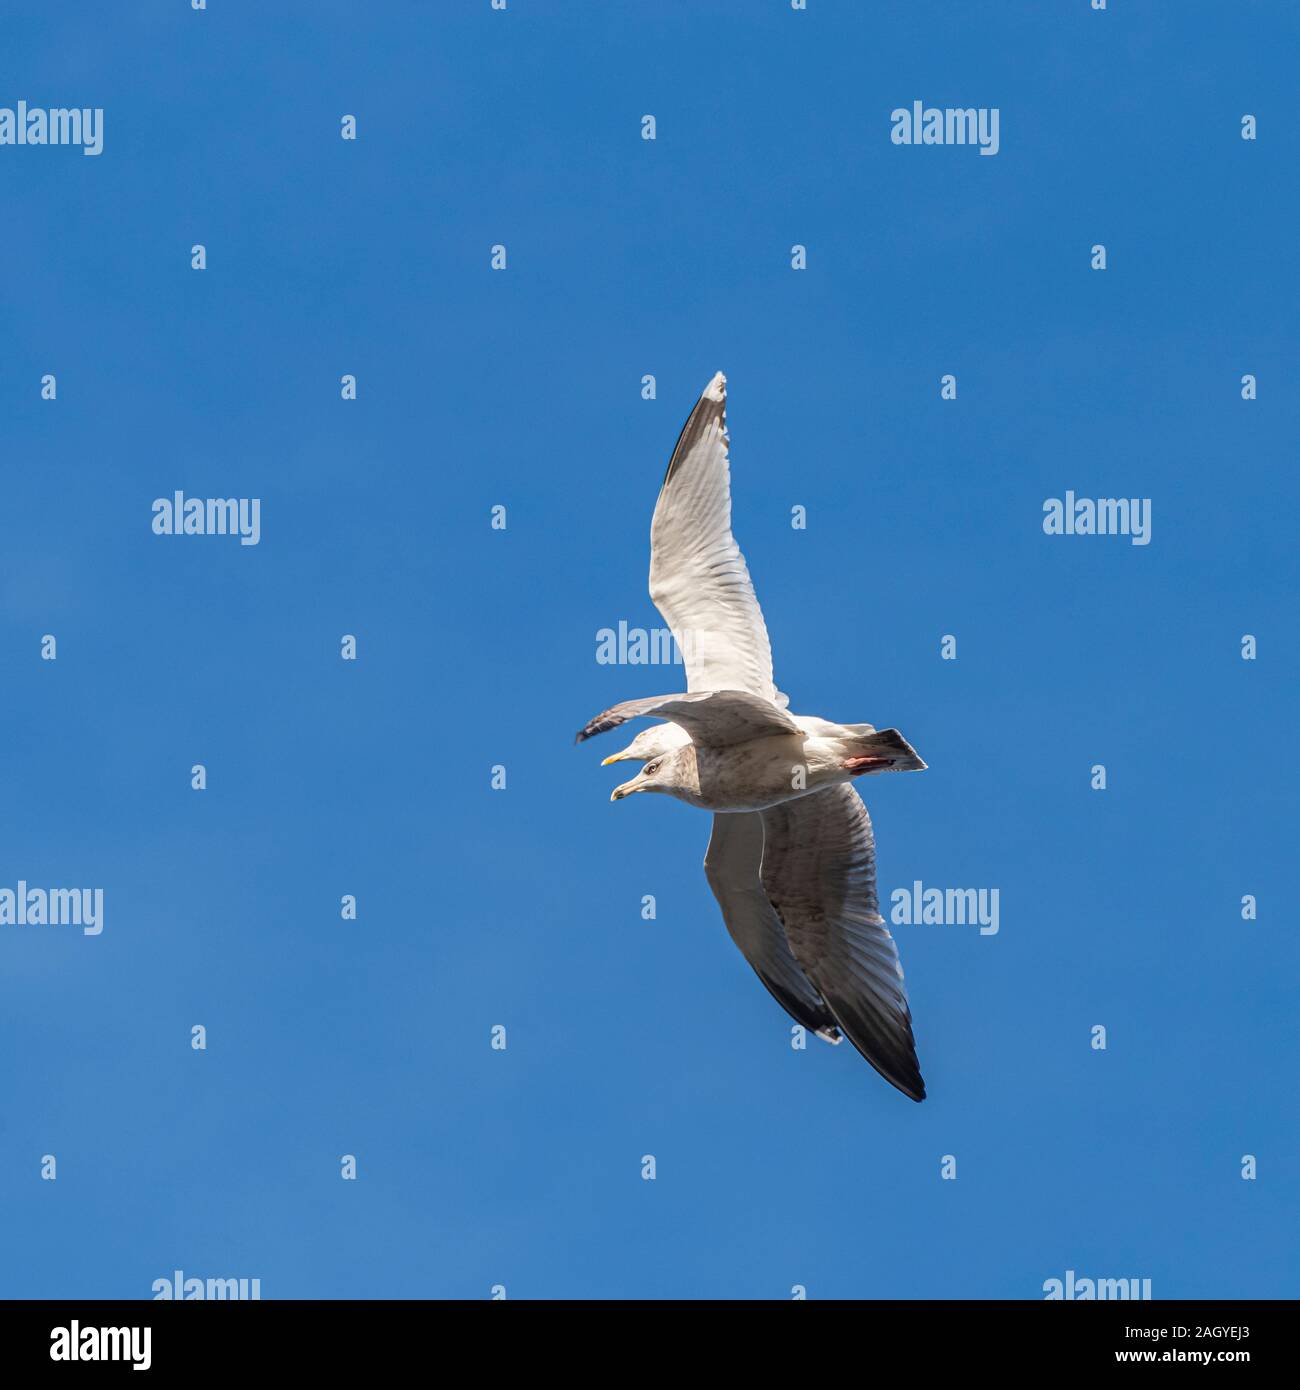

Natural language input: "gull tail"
[843,728,927,775]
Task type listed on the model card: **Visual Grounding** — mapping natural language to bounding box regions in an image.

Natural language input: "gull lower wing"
[704,811,842,1043]
[759,785,926,1101]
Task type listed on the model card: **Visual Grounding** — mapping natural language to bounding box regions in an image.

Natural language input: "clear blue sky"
[2,1,1295,1299]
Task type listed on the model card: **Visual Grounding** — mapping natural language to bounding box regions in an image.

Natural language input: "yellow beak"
[601,752,631,766]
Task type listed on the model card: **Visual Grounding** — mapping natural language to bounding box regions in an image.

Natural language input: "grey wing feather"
[759,786,926,1101]
[575,689,798,748]
[703,813,842,1043]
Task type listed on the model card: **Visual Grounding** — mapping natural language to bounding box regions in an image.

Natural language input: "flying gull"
[576,373,928,1100]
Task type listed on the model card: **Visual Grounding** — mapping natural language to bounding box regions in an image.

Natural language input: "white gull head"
[599,721,692,766]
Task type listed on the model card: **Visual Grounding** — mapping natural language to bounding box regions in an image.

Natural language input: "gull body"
[609,728,922,810]
[601,712,883,765]
[574,371,930,1101]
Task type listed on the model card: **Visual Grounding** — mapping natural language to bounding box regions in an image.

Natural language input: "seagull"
[576,373,928,1101]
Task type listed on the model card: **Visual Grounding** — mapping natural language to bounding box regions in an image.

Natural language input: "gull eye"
[644,760,661,775]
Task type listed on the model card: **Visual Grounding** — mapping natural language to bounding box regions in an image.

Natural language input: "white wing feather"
[649,373,785,703]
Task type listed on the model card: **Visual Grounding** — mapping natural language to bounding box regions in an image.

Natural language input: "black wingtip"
[900,1067,927,1101]
[892,1068,927,1102]
[886,1075,926,1102]
[659,375,728,490]
[835,1010,927,1102]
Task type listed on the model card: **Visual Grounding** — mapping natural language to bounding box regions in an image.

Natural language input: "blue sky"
[1,1,1296,1299]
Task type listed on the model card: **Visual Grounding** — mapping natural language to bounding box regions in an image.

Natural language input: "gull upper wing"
[704,812,842,1043]
[759,785,926,1101]
[574,689,798,749]
[649,373,784,703]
